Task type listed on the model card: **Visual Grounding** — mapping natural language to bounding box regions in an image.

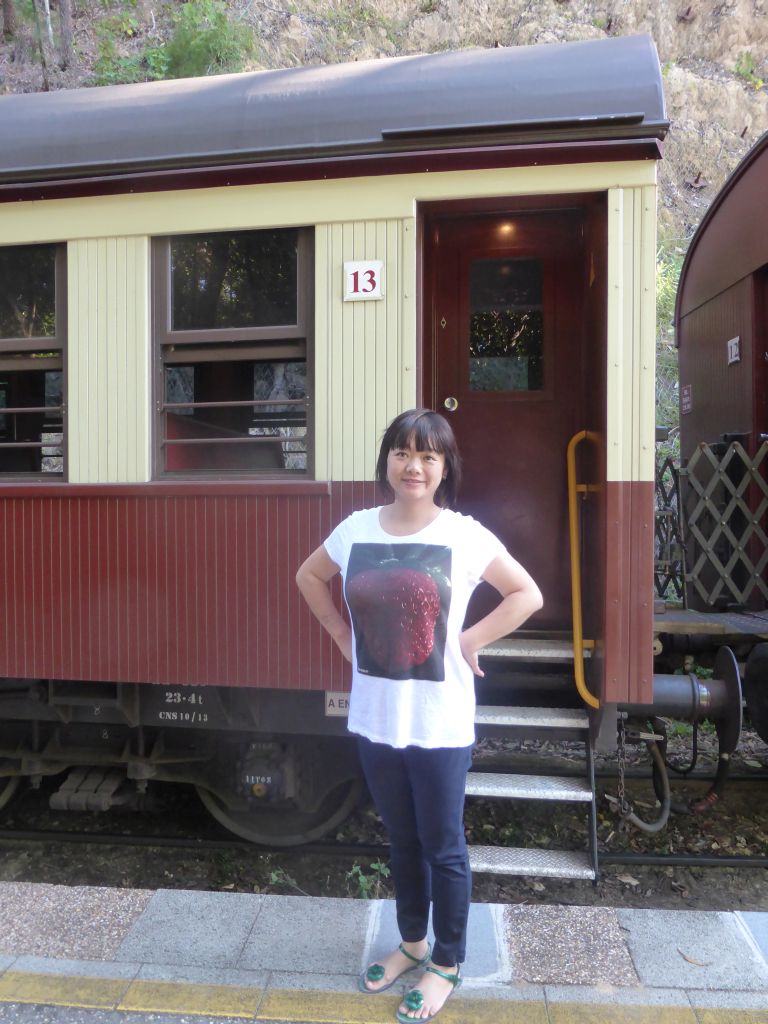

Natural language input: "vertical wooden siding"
[603,187,656,704]
[677,276,754,461]
[68,237,151,483]
[314,218,417,481]
[0,484,375,689]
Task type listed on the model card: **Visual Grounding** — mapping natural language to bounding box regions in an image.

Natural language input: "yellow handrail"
[566,430,600,709]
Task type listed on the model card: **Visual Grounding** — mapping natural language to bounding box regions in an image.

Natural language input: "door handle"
[443,397,459,412]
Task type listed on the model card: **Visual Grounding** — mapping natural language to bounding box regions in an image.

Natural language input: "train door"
[757,269,768,449]
[422,202,591,632]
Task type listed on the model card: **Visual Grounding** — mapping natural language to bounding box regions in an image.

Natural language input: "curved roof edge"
[675,130,768,330]
[0,35,667,186]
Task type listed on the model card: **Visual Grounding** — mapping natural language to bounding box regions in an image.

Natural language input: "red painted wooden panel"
[603,480,655,705]
[0,483,377,690]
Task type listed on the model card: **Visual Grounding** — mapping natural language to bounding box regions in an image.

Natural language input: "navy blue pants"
[357,736,473,967]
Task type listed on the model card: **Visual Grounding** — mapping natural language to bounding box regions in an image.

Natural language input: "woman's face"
[386,438,446,505]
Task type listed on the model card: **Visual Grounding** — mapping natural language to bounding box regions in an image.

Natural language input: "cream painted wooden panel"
[606,186,657,484]
[314,217,416,481]
[67,237,150,483]
[4,161,656,246]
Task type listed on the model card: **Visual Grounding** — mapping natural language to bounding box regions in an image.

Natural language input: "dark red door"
[423,206,587,629]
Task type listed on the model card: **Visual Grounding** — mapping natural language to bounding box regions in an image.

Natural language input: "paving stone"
[371,899,501,980]
[688,989,768,1010]
[10,956,140,980]
[237,894,371,975]
[544,985,691,1006]
[505,905,639,986]
[737,912,768,964]
[115,889,263,969]
[0,883,152,960]
[618,909,768,991]
[267,971,359,993]
[135,963,268,987]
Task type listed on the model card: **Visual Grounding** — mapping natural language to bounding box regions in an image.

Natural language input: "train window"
[468,258,543,391]
[0,245,65,477]
[153,229,313,477]
[170,230,298,331]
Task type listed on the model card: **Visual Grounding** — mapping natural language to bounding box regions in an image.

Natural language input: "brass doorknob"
[443,397,459,412]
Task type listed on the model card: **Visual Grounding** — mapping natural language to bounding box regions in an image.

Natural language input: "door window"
[468,257,543,392]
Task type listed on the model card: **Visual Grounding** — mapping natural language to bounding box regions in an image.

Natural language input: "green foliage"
[161,0,256,79]
[93,30,145,85]
[734,52,765,90]
[346,860,391,899]
[92,0,255,86]
[655,241,685,438]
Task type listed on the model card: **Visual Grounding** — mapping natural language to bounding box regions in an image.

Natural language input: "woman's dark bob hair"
[376,408,462,508]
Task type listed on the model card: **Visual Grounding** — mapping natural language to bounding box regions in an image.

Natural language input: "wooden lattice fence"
[679,441,768,609]
[655,454,685,601]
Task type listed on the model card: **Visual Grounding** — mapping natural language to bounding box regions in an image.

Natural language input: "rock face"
[0,0,766,242]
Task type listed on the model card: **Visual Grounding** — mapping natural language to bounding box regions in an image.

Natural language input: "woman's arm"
[459,553,543,677]
[295,546,353,662]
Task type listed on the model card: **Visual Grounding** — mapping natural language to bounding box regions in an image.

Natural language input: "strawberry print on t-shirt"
[345,543,451,681]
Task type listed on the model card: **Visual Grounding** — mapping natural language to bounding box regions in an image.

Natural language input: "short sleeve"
[323,518,350,573]
[465,517,508,587]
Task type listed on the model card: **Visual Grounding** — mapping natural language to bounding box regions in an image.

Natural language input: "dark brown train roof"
[0,35,666,186]
[676,130,768,327]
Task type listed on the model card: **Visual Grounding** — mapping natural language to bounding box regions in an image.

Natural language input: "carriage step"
[465,771,593,802]
[474,705,589,731]
[468,845,595,880]
[479,638,591,662]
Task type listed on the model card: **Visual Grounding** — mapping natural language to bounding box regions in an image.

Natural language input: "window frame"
[151,228,314,480]
[0,244,67,480]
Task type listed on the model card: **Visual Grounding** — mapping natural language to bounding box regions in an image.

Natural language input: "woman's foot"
[396,962,461,1021]
[359,940,431,993]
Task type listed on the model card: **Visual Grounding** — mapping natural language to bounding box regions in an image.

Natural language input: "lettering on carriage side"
[164,690,204,706]
[343,260,383,301]
[325,692,350,716]
[157,709,209,723]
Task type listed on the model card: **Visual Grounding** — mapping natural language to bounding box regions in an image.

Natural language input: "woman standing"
[296,409,542,1023]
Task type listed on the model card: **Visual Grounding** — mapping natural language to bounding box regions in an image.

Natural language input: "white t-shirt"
[324,506,507,749]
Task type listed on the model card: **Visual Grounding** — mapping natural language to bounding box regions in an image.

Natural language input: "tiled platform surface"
[0,883,766,1022]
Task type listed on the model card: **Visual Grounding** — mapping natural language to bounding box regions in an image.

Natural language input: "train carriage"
[672,130,768,748]
[0,35,680,868]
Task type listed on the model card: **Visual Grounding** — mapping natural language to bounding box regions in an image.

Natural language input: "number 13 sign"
[343,260,384,301]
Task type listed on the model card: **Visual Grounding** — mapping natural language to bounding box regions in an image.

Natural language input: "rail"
[566,430,600,709]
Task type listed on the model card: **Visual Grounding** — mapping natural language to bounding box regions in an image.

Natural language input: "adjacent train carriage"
[0,36,669,853]
[673,131,768,745]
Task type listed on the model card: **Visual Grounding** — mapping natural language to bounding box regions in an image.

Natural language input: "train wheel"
[196,775,363,847]
[0,777,20,811]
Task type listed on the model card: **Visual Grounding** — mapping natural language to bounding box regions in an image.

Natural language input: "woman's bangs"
[391,415,446,454]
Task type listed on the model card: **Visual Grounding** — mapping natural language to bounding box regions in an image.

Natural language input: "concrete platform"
[0,882,766,1022]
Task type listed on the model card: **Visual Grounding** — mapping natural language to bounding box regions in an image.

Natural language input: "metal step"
[479,638,591,662]
[474,705,589,731]
[465,771,593,802]
[469,845,595,880]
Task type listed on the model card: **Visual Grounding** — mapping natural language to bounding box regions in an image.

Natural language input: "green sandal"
[358,942,432,994]
[395,964,462,1023]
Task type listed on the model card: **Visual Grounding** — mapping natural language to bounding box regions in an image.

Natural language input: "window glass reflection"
[469,258,543,391]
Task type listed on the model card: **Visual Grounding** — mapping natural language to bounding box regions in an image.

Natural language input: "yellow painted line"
[119,979,262,1018]
[256,989,547,1023]
[0,974,761,1024]
[0,971,131,1010]
[547,1004,697,1024]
